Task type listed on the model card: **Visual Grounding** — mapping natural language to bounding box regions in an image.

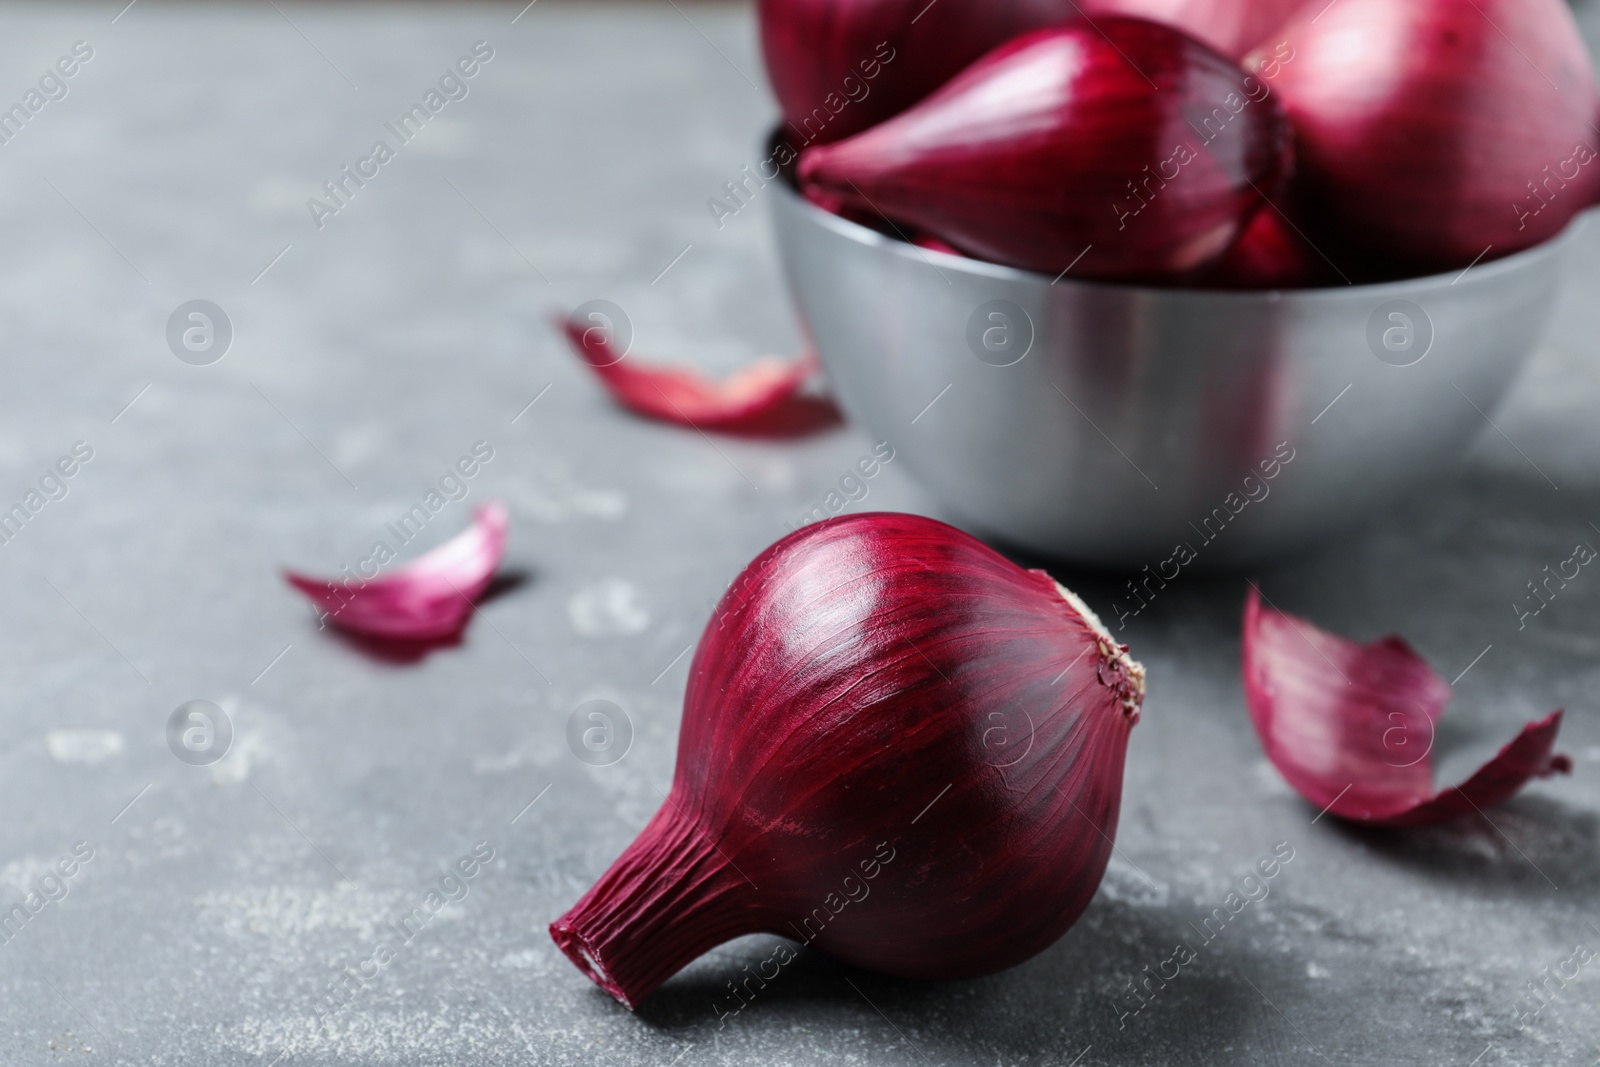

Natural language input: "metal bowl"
[770,175,1588,566]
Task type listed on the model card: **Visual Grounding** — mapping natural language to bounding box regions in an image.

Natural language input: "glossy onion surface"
[1081,0,1310,59]
[551,513,1144,1007]
[1251,0,1600,266]
[758,0,1082,145]
[798,20,1291,280]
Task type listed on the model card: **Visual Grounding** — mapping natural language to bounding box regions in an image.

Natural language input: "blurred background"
[0,2,1598,1065]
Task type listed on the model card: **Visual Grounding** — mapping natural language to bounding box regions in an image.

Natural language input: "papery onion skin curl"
[1243,589,1570,827]
[551,513,1144,1008]
[1249,0,1600,267]
[798,20,1292,281]
[284,501,507,642]
[558,315,839,435]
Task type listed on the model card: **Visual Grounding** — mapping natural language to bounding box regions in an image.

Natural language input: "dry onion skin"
[284,502,507,642]
[1243,589,1570,827]
[559,315,836,435]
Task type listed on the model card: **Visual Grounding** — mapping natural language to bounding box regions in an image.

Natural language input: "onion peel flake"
[558,315,839,435]
[285,501,509,642]
[1242,588,1570,827]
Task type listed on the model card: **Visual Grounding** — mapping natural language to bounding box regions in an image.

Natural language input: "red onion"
[1080,0,1309,59]
[798,20,1292,280]
[558,315,839,435]
[758,0,1081,146]
[1201,201,1330,288]
[758,0,1307,147]
[1246,0,1600,267]
[550,512,1144,1007]
[1243,590,1570,827]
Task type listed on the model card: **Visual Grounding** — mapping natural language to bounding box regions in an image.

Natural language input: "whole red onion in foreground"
[551,513,1144,1007]
[1250,0,1600,267]
[758,0,1080,146]
[799,20,1291,280]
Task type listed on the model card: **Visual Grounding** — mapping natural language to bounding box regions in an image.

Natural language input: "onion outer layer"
[1243,589,1570,827]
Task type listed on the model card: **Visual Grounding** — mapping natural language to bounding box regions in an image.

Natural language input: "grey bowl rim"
[771,174,1596,303]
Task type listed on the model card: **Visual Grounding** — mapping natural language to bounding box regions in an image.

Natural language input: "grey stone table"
[0,2,1597,1064]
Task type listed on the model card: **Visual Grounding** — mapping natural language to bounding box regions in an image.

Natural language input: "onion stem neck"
[549,802,760,1009]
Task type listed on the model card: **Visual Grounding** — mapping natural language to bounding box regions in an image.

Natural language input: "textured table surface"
[1,3,1598,1065]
